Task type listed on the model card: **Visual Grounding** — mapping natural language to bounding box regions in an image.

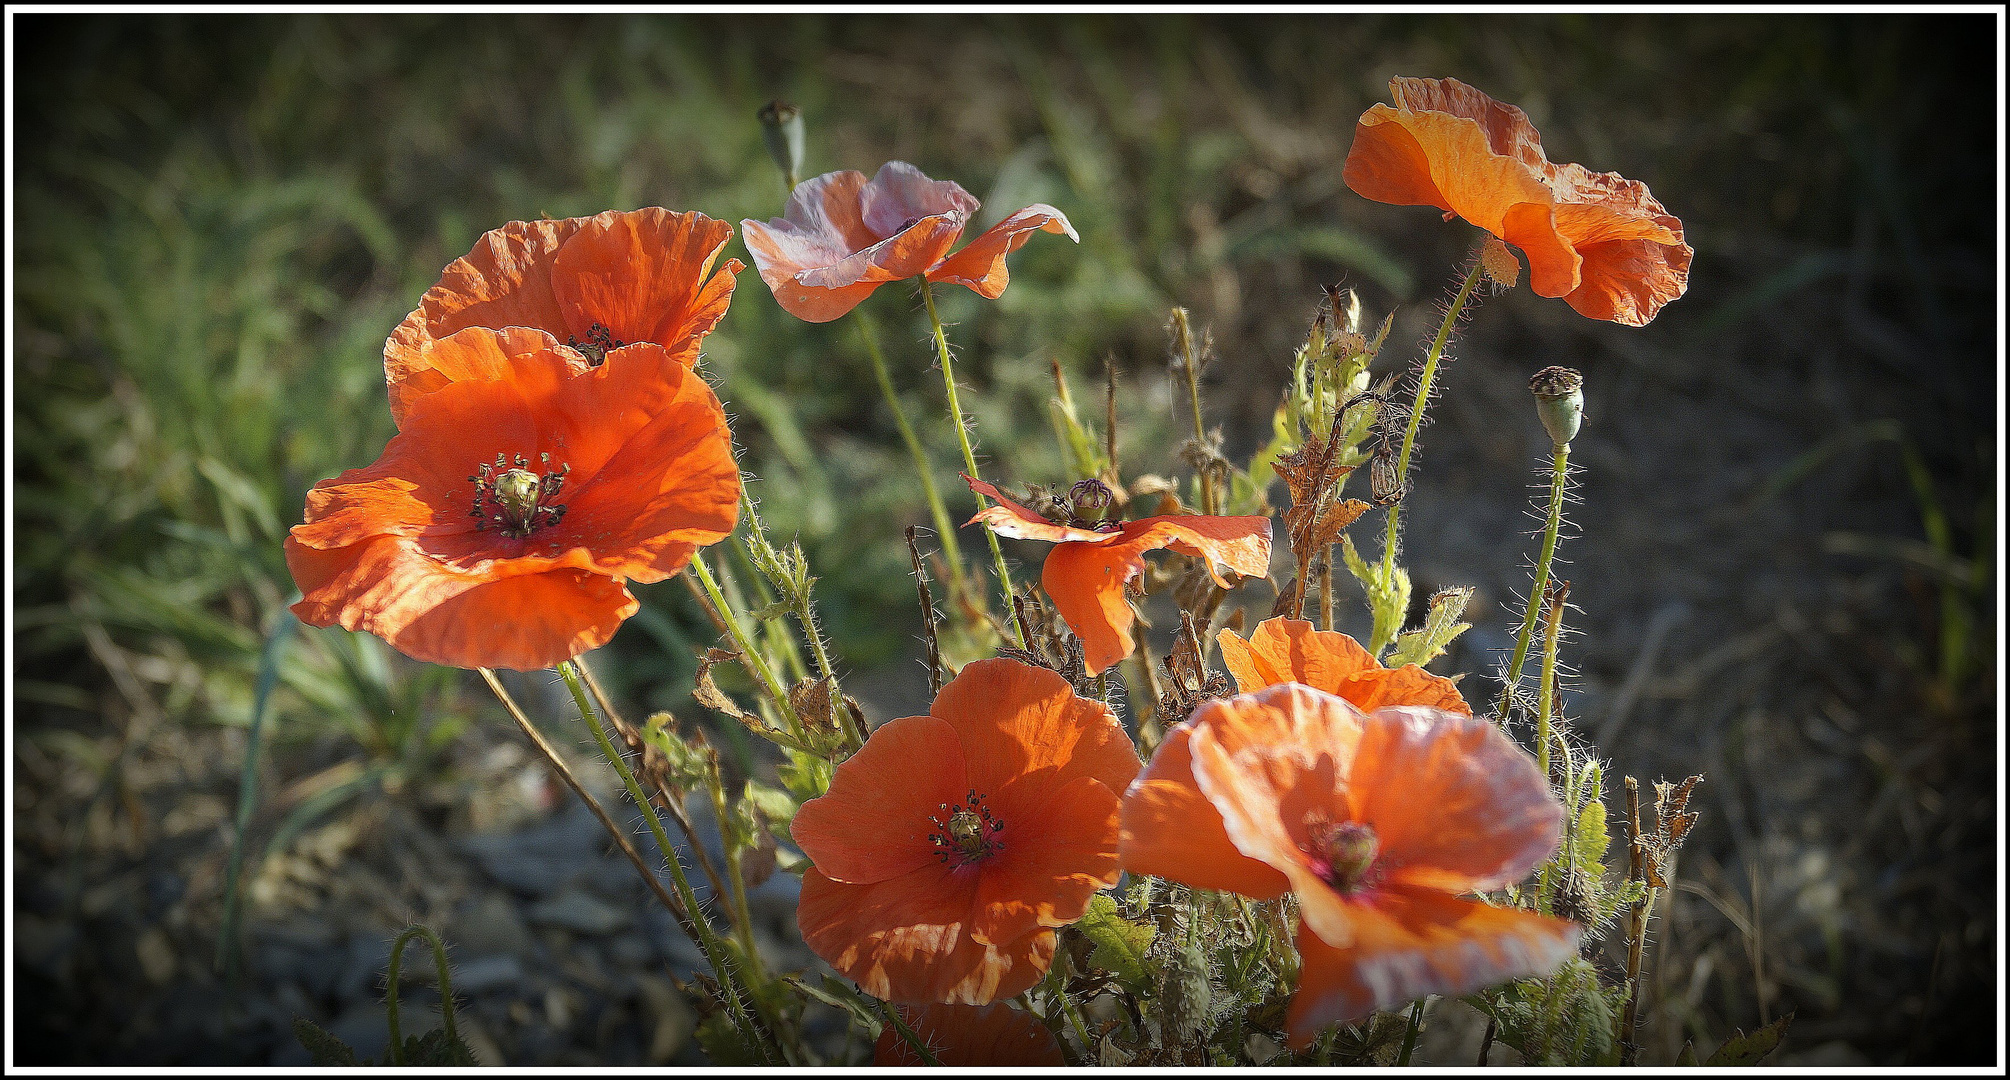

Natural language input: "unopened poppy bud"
[1528,366,1585,448]
[1159,933,1212,1046]
[757,100,805,190]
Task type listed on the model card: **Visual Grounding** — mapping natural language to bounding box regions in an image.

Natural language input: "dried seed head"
[1529,365,1586,448]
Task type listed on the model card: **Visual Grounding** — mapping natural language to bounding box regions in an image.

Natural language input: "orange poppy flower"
[1120,685,1578,1048]
[384,208,741,425]
[286,327,740,671]
[873,1002,1066,1066]
[963,476,1273,677]
[1343,76,1691,327]
[1217,616,1469,714]
[792,658,1140,1004]
[740,161,1078,323]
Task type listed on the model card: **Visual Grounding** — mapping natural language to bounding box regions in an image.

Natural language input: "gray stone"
[449,955,526,996]
[526,888,632,936]
[457,802,636,898]
[452,893,533,958]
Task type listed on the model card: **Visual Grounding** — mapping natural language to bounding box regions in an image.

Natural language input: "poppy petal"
[928,205,1079,300]
[1123,514,1274,590]
[874,1002,1065,1066]
[931,658,1139,800]
[970,775,1120,946]
[792,715,968,886]
[386,325,583,428]
[549,208,741,359]
[858,160,981,239]
[799,866,1054,1005]
[1286,893,1580,1048]
[1039,532,1159,677]
[962,475,1115,544]
[1345,707,1562,894]
[1218,617,1378,695]
[1119,722,1292,898]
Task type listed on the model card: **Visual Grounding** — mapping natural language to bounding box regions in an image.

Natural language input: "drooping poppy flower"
[385,208,742,425]
[873,1002,1066,1066]
[1343,76,1692,327]
[963,476,1272,677]
[1217,616,1469,714]
[287,327,740,671]
[740,161,1078,323]
[1120,684,1578,1048]
[793,658,1140,1004]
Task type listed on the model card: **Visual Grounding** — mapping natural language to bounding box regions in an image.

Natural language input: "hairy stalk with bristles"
[856,308,968,595]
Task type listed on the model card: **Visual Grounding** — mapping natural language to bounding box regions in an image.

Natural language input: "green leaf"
[786,975,883,1038]
[1077,892,1154,990]
[402,1027,478,1066]
[742,779,800,840]
[694,1010,768,1066]
[1675,1040,1700,1065]
[1574,764,1610,877]
[292,1017,363,1066]
[1704,1013,1793,1066]
[1385,586,1474,669]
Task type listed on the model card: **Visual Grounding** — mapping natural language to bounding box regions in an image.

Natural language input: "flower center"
[468,453,570,539]
[1299,814,1380,895]
[928,789,1004,867]
[566,322,625,367]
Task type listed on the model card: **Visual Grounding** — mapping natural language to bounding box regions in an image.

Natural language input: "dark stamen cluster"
[926,789,1005,867]
[567,322,626,366]
[1062,478,1124,532]
[468,451,571,538]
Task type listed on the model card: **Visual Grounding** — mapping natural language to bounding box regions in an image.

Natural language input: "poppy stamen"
[566,322,626,366]
[469,453,571,538]
[927,791,1005,866]
[1299,813,1381,895]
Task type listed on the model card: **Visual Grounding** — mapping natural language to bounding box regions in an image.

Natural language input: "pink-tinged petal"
[1286,894,1580,1049]
[970,775,1121,946]
[859,160,981,239]
[928,204,1079,300]
[792,716,968,886]
[1345,707,1562,895]
[962,475,1114,544]
[1119,721,1292,898]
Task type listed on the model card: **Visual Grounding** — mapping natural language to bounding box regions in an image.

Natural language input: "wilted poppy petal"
[963,475,1114,544]
[799,866,1054,1005]
[970,775,1120,946]
[793,715,968,886]
[1345,707,1561,894]
[550,208,742,359]
[859,161,981,238]
[1039,531,1159,677]
[1123,514,1274,590]
[1286,892,1580,1048]
[741,167,969,324]
[928,205,1079,299]
[931,657,1139,799]
[1119,722,1291,898]
[875,1002,1065,1066]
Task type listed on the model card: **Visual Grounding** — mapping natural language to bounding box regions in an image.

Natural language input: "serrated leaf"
[402,1028,477,1066]
[694,1010,767,1065]
[292,1017,362,1066]
[1703,1012,1792,1065]
[1675,1040,1700,1065]
[1078,893,1154,990]
[1385,586,1474,669]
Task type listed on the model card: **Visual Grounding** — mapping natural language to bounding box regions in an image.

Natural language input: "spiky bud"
[1529,366,1585,448]
[1158,934,1213,1046]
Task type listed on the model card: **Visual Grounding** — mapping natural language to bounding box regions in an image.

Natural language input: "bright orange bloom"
[1120,685,1577,1048]
[964,476,1272,677]
[873,1002,1065,1066]
[384,208,741,425]
[793,658,1139,1004]
[286,328,740,671]
[1218,616,1469,714]
[740,161,1077,323]
[1343,76,1692,327]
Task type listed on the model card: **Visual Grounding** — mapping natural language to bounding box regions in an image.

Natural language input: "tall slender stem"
[558,660,788,1063]
[690,556,803,738]
[919,278,1023,645]
[1534,582,1568,914]
[856,308,967,590]
[1378,260,1485,597]
[1497,442,1571,719]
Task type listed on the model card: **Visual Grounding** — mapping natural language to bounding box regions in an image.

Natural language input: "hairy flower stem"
[383,925,460,1063]
[1534,583,1569,914]
[730,535,809,682]
[919,279,1023,646]
[690,555,804,740]
[1495,442,1572,720]
[1375,260,1485,650]
[856,308,968,592]
[1397,997,1429,1066]
[1172,308,1218,515]
[877,999,941,1065]
[559,660,789,1063]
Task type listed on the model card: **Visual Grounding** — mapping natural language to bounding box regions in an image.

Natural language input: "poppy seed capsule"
[757,100,806,188]
[1528,366,1585,448]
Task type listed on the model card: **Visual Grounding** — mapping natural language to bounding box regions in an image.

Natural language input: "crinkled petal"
[386,325,583,429]
[1039,533,1158,677]
[792,716,968,886]
[970,775,1120,946]
[1286,895,1580,1049]
[1218,617,1378,695]
[798,866,1054,1005]
[1119,721,1291,898]
[928,204,1079,300]
[1345,707,1562,894]
[549,208,741,359]
[963,475,1114,544]
[874,1002,1064,1066]
[859,160,981,239]
[1124,514,1274,590]
[930,657,1139,800]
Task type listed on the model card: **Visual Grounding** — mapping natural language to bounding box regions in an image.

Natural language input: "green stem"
[706,771,764,979]
[1534,587,1567,915]
[729,535,809,683]
[690,556,803,739]
[384,925,459,1064]
[919,278,1023,645]
[1396,997,1429,1066]
[1495,442,1571,720]
[856,308,967,591]
[558,660,786,1063]
[878,999,940,1066]
[1376,260,1485,646]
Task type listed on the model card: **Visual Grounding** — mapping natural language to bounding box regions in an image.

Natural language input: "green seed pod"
[1529,366,1585,448]
[757,100,805,190]
[1158,935,1213,1046]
